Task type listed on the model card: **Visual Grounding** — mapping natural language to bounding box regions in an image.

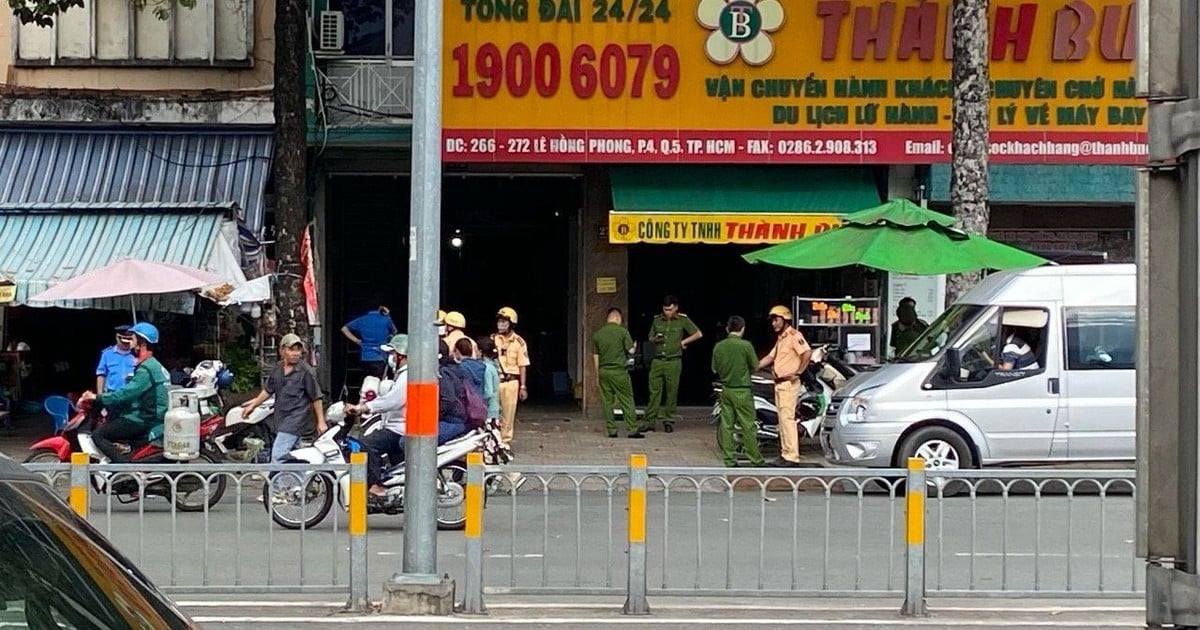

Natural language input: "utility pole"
[381,0,454,613]
[1143,0,1200,627]
[271,0,310,343]
[946,0,990,303]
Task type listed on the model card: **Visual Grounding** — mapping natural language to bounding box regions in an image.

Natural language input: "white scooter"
[264,402,511,531]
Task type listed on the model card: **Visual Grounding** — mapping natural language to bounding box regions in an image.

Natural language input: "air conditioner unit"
[318,11,344,52]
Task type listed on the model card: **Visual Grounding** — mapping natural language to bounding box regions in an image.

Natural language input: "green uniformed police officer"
[592,307,643,439]
[643,295,703,433]
[712,316,765,467]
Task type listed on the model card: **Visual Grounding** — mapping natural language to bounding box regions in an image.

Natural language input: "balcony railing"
[317,59,414,127]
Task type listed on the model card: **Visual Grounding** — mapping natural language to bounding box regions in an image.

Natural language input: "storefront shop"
[432,0,1144,409]
[928,164,1136,262]
[0,128,272,399]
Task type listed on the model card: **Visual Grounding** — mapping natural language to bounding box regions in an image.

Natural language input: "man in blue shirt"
[95,325,137,393]
[340,301,397,378]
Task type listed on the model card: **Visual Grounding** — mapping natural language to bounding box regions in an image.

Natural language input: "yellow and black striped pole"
[901,457,928,616]
[69,452,89,517]
[463,451,487,614]
[623,453,650,615]
[347,451,369,612]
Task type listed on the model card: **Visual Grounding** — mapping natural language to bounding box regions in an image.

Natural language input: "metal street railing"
[24,456,363,604]
[22,454,1141,617]
[461,457,1141,615]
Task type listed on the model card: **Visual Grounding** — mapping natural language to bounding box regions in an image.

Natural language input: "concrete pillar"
[579,166,628,414]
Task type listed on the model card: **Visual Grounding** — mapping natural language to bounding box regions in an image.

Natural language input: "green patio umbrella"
[742,199,1049,275]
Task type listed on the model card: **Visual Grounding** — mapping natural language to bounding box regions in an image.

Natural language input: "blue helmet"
[128,322,160,344]
[216,368,235,389]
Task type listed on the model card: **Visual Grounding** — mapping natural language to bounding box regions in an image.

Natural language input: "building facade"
[0,0,276,395]
[307,0,1144,407]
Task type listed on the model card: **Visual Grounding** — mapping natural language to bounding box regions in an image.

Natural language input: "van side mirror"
[942,348,962,380]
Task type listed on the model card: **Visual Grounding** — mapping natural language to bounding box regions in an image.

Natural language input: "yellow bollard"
[69,452,89,518]
[624,453,649,614]
[463,451,486,614]
[347,451,368,612]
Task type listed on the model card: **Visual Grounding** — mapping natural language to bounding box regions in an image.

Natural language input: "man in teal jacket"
[84,322,170,463]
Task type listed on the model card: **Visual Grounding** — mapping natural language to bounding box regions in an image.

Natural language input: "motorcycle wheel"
[265,470,335,530]
[173,450,228,512]
[436,465,468,531]
[24,449,72,500]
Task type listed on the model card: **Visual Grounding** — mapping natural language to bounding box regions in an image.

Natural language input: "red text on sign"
[451,42,680,99]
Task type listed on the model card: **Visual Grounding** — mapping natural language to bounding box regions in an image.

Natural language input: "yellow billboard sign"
[443,0,1145,164]
[609,212,842,244]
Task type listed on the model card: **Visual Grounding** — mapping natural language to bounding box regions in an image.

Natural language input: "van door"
[1060,307,1137,460]
[939,305,1061,462]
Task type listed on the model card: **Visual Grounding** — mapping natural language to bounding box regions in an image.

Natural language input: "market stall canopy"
[742,199,1050,274]
[29,259,230,302]
[0,204,247,313]
[608,165,880,245]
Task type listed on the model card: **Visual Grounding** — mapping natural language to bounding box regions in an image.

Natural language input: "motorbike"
[710,345,857,452]
[264,402,511,531]
[24,397,228,512]
[208,372,394,464]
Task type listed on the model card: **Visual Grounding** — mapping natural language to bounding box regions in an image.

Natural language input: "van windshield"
[895,304,989,363]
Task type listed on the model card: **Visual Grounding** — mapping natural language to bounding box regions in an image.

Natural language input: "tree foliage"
[9,0,194,27]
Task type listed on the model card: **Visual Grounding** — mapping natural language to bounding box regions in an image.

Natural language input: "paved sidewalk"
[507,404,827,467]
[0,404,828,468]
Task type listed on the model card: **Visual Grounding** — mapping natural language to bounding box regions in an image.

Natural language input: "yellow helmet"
[497,306,518,324]
[436,309,447,324]
[444,311,467,328]
[768,305,793,320]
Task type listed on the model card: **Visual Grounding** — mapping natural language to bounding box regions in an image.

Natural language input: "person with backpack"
[454,338,490,430]
[436,340,470,444]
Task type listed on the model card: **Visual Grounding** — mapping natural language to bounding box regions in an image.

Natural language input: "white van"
[820,264,1136,474]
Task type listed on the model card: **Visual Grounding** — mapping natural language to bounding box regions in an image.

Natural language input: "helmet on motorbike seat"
[128,322,160,345]
[216,368,235,389]
[768,305,792,320]
[497,307,518,324]
[798,398,821,421]
[444,311,467,329]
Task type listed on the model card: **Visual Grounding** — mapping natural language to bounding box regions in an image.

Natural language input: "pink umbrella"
[29,259,231,320]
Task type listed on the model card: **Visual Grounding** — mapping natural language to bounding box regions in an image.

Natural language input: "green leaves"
[8,0,195,27]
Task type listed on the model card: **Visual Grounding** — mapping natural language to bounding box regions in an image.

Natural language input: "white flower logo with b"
[697,0,784,66]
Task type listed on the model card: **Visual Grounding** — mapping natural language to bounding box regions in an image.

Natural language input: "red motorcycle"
[24,397,228,512]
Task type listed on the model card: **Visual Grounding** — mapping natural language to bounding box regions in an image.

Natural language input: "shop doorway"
[326,174,581,400]
[627,245,841,405]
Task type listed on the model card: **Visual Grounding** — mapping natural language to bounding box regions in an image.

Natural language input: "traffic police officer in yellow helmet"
[492,306,530,445]
[757,304,812,467]
[444,310,477,357]
[436,310,448,339]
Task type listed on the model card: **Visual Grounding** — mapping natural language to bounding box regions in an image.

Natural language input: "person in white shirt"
[347,333,409,498]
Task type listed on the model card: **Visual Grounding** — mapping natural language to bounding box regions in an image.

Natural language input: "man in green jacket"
[712,316,765,468]
[592,307,642,439]
[643,295,703,433]
[83,322,170,463]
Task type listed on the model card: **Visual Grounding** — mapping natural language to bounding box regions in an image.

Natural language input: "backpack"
[440,364,487,429]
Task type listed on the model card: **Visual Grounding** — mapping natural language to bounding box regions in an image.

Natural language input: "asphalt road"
[56,478,1141,600]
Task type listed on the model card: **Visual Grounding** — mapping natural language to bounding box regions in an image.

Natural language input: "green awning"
[608,166,882,244]
[927,165,1135,204]
[610,166,881,213]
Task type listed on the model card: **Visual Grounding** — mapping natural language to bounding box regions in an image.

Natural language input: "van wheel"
[897,426,974,498]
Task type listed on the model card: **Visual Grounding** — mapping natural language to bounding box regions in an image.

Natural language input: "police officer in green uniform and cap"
[592,307,643,439]
[712,316,765,467]
[643,295,703,433]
